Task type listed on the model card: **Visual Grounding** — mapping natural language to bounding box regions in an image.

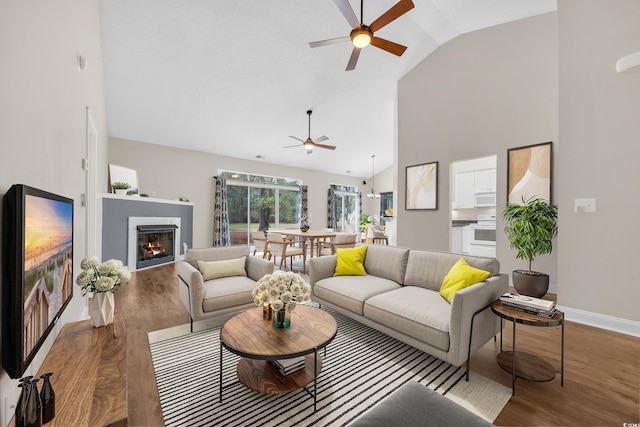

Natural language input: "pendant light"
[367,154,380,199]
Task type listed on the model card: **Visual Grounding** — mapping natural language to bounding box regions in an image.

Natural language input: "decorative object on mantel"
[502,196,558,298]
[76,256,131,327]
[111,181,130,195]
[252,271,311,328]
[108,163,139,195]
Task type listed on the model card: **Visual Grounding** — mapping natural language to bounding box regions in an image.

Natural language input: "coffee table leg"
[314,349,318,413]
[219,343,223,403]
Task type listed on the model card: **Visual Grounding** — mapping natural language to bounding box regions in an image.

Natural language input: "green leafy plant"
[112,182,131,190]
[502,196,558,272]
[360,214,372,233]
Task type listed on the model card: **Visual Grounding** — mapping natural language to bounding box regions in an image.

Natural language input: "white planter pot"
[114,189,128,195]
[91,292,115,327]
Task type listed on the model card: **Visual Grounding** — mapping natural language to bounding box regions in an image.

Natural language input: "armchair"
[368,224,389,245]
[250,230,270,259]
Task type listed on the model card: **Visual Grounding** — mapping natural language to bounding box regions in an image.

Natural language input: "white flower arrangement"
[252,270,311,312]
[76,256,131,295]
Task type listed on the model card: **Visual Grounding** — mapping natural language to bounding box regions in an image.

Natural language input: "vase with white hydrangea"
[76,256,131,327]
[252,270,311,328]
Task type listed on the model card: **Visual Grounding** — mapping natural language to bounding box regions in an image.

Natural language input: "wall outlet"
[575,198,596,213]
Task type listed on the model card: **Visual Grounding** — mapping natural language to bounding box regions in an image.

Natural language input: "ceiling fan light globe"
[351,28,372,48]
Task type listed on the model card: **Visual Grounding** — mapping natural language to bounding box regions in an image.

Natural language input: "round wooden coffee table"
[219,305,337,411]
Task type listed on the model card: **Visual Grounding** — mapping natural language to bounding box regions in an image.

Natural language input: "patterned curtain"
[213,176,230,247]
[327,188,336,230]
[298,185,308,222]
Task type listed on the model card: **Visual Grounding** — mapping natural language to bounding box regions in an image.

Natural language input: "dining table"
[268,229,337,258]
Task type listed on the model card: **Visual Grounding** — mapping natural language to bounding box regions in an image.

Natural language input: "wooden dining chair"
[250,230,270,259]
[318,233,358,256]
[267,233,306,273]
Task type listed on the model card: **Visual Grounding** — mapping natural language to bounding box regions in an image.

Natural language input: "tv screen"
[2,184,74,379]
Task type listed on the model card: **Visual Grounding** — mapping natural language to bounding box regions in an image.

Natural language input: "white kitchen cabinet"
[453,172,475,209]
[474,169,497,193]
[451,226,463,254]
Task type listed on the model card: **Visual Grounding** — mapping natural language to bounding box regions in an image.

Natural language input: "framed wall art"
[507,141,552,204]
[405,161,438,210]
[108,164,139,195]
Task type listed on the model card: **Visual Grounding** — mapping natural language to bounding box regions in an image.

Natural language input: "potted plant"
[112,182,130,195]
[502,196,558,297]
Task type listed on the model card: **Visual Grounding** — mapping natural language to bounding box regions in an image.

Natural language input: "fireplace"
[136,224,178,269]
[128,217,182,271]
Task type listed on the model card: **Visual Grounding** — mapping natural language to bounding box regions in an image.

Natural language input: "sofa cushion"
[314,276,401,316]
[439,258,490,303]
[362,245,410,284]
[404,250,499,291]
[364,286,451,352]
[197,257,247,281]
[201,276,256,313]
[334,246,367,276]
[186,245,248,262]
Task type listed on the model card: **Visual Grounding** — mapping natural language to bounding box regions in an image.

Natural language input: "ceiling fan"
[283,110,336,154]
[309,0,415,71]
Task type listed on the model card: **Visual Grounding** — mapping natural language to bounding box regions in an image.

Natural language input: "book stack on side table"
[500,292,556,318]
[270,356,306,375]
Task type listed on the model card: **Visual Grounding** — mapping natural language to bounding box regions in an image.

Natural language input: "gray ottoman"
[350,382,494,427]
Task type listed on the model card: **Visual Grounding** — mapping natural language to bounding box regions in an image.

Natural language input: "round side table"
[491,300,564,395]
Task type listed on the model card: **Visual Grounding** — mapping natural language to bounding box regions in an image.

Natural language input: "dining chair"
[318,233,358,256]
[250,230,270,259]
[267,232,307,273]
[368,224,389,245]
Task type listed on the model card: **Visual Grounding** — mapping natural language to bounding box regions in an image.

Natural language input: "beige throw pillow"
[197,257,247,280]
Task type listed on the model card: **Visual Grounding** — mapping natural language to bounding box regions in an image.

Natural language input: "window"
[221,171,302,246]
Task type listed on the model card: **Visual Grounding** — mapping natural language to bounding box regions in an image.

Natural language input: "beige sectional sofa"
[309,245,508,374]
[177,246,274,330]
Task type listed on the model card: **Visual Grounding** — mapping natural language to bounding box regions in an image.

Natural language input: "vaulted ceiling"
[99,0,556,178]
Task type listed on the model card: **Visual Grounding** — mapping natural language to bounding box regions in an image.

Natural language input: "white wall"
[0,0,108,423]
[109,138,366,248]
[557,0,640,323]
[397,12,558,285]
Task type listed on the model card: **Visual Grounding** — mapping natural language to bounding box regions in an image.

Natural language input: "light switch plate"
[575,198,596,213]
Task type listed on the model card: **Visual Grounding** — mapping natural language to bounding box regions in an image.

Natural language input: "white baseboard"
[557,305,640,338]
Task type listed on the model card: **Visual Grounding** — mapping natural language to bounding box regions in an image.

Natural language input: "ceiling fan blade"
[346,47,361,71]
[332,0,360,29]
[371,37,407,56]
[283,143,302,149]
[309,36,351,48]
[314,135,329,143]
[288,135,305,142]
[315,143,337,150]
[369,0,415,33]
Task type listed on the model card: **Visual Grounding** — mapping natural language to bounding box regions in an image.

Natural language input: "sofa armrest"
[245,255,274,281]
[309,255,337,295]
[176,261,206,321]
[448,273,509,366]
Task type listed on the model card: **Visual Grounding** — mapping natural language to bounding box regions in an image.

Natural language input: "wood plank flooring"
[120,263,640,426]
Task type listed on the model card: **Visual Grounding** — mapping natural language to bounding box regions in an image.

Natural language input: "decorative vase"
[24,378,42,427]
[91,292,115,327]
[272,306,291,328]
[300,217,309,232]
[15,377,33,427]
[114,188,128,195]
[40,373,55,423]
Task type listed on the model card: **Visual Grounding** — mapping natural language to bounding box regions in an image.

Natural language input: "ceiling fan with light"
[283,110,336,154]
[309,0,415,71]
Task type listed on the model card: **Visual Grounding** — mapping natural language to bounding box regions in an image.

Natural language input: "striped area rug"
[150,308,510,427]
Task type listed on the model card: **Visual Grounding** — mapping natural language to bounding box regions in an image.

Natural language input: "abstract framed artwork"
[507,141,552,204]
[405,161,438,210]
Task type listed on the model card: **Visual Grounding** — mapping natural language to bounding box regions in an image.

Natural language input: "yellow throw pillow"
[439,258,490,303]
[197,257,247,281]
[333,246,367,277]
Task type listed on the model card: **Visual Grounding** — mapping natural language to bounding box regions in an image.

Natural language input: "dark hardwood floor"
[119,263,640,427]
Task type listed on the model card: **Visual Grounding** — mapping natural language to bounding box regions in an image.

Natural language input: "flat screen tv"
[2,184,74,379]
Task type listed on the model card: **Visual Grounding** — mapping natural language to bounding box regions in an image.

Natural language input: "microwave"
[474,192,496,207]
